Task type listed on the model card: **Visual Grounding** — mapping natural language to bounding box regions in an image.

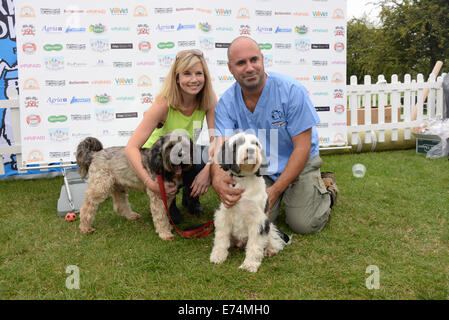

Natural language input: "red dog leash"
[157,174,214,239]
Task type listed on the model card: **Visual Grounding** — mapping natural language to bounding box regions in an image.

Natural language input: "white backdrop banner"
[15,0,347,165]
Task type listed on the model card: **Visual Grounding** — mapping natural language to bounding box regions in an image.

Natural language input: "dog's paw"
[239,262,260,273]
[210,251,228,264]
[127,212,141,220]
[159,232,175,241]
[79,227,95,234]
[264,248,277,258]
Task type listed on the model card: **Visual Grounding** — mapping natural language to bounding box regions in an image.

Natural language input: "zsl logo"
[43,44,63,51]
[157,42,175,49]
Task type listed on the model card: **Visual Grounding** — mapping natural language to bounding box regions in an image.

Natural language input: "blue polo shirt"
[215,72,320,181]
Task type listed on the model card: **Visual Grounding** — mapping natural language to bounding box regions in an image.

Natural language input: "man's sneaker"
[321,171,339,208]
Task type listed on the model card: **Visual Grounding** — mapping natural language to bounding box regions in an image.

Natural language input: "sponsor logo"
[258,43,272,50]
[264,55,273,67]
[22,42,37,54]
[110,8,128,15]
[218,75,235,82]
[44,57,64,70]
[313,75,329,82]
[26,114,41,126]
[158,54,175,67]
[295,25,308,35]
[27,150,44,163]
[48,115,68,123]
[45,80,66,87]
[141,93,153,105]
[295,39,311,51]
[156,24,175,32]
[296,76,310,82]
[70,97,91,104]
[316,123,329,128]
[215,42,230,49]
[199,36,214,50]
[255,10,272,16]
[176,8,194,12]
[138,41,151,52]
[312,11,328,18]
[63,9,84,14]
[113,61,132,68]
[138,76,152,87]
[20,63,41,68]
[275,43,291,49]
[110,26,129,32]
[312,44,330,49]
[275,26,292,33]
[42,25,64,33]
[25,96,39,108]
[154,8,173,14]
[24,136,45,141]
[137,24,150,35]
[43,44,63,51]
[49,151,71,158]
[136,61,156,67]
[315,106,330,112]
[19,6,36,18]
[66,62,88,68]
[335,26,345,36]
[66,43,86,50]
[333,133,346,144]
[114,78,134,85]
[312,60,328,66]
[237,8,250,19]
[333,8,345,19]
[95,108,115,121]
[49,128,69,142]
[69,80,89,85]
[332,72,344,83]
[239,25,251,35]
[116,96,135,102]
[21,24,36,36]
[196,8,212,14]
[116,112,138,119]
[23,79,40,90]
[134,6,148,17]
[178,40,196,47]
[313,28,328,33]
[215,9,232,16]
[65,27,87,33]
[334,89,344,99]
[91,80,111,85]
[90,39,109,52]
[40,8,60,15]
[334,42,345,52]
[157,42,175,49]
[118,131,134,137]
[334,105,345,113]
[177,23,195,31]
[256,26,273,34]
[293,12,309,16]
[95,93,111,104]
[198,22,212,32]
[313,91,329,96]
[275,11,291,15]
[86,9,106,14]
[47,97,68,105]
[71,114,91,121]
[111,43,133,49]
[215,26,233,32]
[89,23,106,33]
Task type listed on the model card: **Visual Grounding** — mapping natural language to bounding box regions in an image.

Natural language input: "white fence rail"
[347,73,446,145]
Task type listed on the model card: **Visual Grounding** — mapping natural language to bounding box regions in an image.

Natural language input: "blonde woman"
[125,49,217,223]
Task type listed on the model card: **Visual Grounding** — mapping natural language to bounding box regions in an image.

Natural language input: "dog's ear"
[147,136,164,175]
[217,139,232,172]
[256,149,268,176]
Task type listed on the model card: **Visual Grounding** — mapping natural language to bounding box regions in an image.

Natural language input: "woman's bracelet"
[143,176,152,187]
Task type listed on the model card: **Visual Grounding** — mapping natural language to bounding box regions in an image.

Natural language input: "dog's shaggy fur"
[210,133,291,272]
[76,131,193,240]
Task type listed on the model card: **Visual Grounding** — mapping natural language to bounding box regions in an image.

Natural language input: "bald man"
[211,36,338,235]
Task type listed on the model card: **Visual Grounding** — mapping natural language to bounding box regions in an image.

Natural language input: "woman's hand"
[189,165,211,198]
[146,177,178,197]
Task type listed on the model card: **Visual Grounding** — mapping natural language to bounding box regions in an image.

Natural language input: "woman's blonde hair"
[157,50,215,111]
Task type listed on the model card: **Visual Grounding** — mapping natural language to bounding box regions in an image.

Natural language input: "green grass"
[1,149,448,299]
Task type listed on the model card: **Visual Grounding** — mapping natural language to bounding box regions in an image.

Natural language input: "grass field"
[0,149,448,299]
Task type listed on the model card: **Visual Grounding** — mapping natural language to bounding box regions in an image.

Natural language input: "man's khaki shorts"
[264,155,331,235]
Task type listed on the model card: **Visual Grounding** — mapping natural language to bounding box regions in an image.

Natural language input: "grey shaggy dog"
[76,131,193,240]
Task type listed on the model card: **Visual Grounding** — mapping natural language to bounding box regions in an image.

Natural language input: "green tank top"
[142,106,206,148]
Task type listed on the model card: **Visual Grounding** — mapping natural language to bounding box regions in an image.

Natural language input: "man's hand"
[265,185,282,217]
[212,166,244,208]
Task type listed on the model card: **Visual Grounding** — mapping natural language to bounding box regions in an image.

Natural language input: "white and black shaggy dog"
[76,131,193,240]
[210,132,291,272]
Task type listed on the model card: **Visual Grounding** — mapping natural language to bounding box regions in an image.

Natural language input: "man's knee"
[285,207,330,235]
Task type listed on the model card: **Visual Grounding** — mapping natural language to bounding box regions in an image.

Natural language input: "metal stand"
[57,168,88,216]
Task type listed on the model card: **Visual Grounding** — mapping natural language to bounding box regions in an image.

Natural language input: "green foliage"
[347,0,449,83]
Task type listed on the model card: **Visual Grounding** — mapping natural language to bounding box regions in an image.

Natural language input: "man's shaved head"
[227,36,261,61]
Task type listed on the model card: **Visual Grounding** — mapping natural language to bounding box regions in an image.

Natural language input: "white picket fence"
[347,73,446,145]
